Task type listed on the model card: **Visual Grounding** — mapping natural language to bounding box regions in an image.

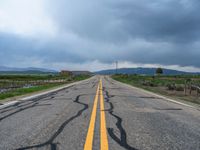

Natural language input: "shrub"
[156,68,163,74]
[175,86,184,91]
[166,83,175,90]
[142,81,156,87]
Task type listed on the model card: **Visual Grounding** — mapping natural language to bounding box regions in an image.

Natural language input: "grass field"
[0,74,91,101]
[112,74,200,105]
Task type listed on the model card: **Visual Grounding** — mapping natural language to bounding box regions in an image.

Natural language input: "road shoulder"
[110,77,200,110]
[0,76,94,109]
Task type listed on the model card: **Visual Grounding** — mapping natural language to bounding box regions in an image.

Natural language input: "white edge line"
[0,101,19,109]
[0,76,94,109]
[110,77,198,109]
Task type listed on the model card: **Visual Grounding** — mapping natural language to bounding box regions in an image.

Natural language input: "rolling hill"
[95,67,200,75]
[0,66,57,74]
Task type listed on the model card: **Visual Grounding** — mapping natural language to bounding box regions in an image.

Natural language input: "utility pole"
[115,61,118,74]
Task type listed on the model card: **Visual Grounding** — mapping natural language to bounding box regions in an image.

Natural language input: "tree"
[156,68,163,75]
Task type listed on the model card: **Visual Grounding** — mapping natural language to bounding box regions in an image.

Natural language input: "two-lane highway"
[0,76,200,150]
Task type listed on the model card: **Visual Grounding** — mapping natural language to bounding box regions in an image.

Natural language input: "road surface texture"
[0,76,200,150]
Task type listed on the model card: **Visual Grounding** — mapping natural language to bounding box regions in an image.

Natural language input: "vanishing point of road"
[0,76,200,150]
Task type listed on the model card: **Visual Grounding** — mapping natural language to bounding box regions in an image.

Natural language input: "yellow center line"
[100,79,109,150]
[84,78,109,150]
[84,81,100,150]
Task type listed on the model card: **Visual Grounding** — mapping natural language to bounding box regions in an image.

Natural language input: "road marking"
[100,79,109,150]
[0,101,19,109]
[112,78,197,109]
[84,79,109,150]
[84,82,100,150]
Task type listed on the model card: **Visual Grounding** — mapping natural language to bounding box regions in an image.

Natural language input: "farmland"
[0,74,90,101]
[112,74,200,105]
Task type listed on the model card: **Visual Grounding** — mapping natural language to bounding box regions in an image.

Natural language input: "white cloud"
[116,61,200,73]
[48,60,115,72]
[0,0,57,37]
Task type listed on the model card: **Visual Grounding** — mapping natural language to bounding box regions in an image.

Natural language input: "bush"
[175,86,184,91]
[142,81,156,87]
[190,86,196,90]
[166,83,175,90]
[156,68,163,74]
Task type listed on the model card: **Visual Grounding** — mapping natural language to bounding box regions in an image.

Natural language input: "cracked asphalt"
[0,76,200,150]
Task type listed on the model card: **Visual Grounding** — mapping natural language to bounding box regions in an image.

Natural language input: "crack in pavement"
[0,87,75,119]
[0,92,58,113]
[91,82,97,88]
[103,87,138,150]
[104,76,114,85]
[90,79,98,88]
[16,94,89,150]
[154,107,182,110]
[0,102,42,122]
[0,97,55,121]
[0,85,75,113]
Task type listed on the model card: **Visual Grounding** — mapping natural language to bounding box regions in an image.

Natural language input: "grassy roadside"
[0,83,62,100]
[112,74,200,105]
[0,74,91,102]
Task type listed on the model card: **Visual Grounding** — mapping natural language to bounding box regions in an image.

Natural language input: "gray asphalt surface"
[0,76,200,150]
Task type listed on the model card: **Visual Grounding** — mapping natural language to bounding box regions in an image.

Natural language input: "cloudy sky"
[0,0,200,72]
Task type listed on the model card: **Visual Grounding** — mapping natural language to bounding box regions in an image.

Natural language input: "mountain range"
[1,66,200,75]
[0,66,57,74]
[95,67,200,75]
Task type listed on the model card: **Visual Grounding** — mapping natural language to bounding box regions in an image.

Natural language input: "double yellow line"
[84,79,109,150]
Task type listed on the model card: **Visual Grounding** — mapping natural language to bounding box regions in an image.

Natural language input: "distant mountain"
[0,66,57,74]
[95,68,200,75]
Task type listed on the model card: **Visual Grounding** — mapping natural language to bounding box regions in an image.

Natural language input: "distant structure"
[60,70,73,76]
[71,71,92,75]
[60,70,92,76]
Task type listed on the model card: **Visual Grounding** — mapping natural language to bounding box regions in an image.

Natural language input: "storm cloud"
[0,0,200,71]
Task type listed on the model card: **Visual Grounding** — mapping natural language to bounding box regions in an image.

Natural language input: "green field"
[0,74,91,101]
[112,74,200,105]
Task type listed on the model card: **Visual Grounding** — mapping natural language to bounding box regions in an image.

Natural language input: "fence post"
[184,81,187,96]
[190,84,192,95]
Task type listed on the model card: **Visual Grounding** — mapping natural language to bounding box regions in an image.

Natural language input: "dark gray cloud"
[0,33,86,65]
[115,0,200,43]
[49,0,200,42]
[1,0,200,70]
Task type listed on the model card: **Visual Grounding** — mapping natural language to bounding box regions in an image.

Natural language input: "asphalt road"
[0,76,200,150]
